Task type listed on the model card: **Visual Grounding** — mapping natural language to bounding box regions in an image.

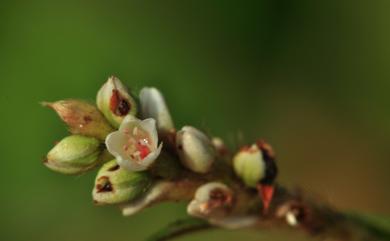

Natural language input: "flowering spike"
[44,135,103,174]
[140,87,175,134]
[42,100,114,141]
[92,160,153,205]
[96,76,138,128]
[176,126,215,173]
[105,116,162,171]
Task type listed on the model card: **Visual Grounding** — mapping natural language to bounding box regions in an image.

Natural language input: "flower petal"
[106,131,127,158]
[139,118,158,148]
[139,143,162,168]
[118,115,139,132]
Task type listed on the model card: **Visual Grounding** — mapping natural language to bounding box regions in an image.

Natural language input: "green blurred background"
[0,1,389,241]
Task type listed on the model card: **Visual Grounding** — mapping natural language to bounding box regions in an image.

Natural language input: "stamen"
[122,126,154,162]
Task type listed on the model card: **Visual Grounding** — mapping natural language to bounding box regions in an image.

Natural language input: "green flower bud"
[96,76,137,128]
[233,144,265,187]
[176,126,216,173]
[42,100,114,141]
[233,141,277,190]
[92,160,153,205]
[44,135,103,174]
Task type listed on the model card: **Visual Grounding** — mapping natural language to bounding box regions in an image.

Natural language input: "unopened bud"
[42,100,114,141]
[92,160,152,205]
[139,87,174,134]
[233,144,265,187]
[96,76,138,128]
[187,182,234,219]
[176,126,215,173]
[44,135,103,174]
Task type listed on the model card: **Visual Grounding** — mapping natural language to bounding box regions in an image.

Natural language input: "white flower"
[176,126,215,173]
[139,87,174,134]
[105,115,162,171]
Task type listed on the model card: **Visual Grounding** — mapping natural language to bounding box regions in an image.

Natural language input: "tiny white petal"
[106,132,127,158]
[139,118,158,148]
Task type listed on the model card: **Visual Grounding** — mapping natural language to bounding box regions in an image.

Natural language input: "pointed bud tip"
[40,101,53,108]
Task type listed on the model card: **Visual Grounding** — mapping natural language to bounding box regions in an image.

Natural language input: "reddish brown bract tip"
[257,184,275,214]
[256,139,275,160]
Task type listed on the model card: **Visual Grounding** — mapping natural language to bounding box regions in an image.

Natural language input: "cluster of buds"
[43,76,280,229]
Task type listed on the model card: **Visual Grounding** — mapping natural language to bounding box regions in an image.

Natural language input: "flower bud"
[96,76,138,128]
[42,100,114,141]
[92,160,153,205]
[187,182,234,219]
[176,126,215,173]
[232,144,265,188]
[44,135,103,174]
[139,87,174,134]
[105,116,162,171]
[187,182,259,229]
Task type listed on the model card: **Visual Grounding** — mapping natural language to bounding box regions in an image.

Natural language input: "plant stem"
[146,218,213,241]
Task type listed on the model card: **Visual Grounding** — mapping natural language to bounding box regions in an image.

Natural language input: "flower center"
[123,126,153,162]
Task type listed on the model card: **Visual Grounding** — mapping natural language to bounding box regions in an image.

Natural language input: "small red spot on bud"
[110,90,131,116]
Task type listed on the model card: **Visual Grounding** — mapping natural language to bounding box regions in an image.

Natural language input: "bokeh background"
[0,1,389,241]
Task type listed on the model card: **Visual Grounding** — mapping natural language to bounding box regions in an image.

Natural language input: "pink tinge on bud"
[257,184,275,214]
